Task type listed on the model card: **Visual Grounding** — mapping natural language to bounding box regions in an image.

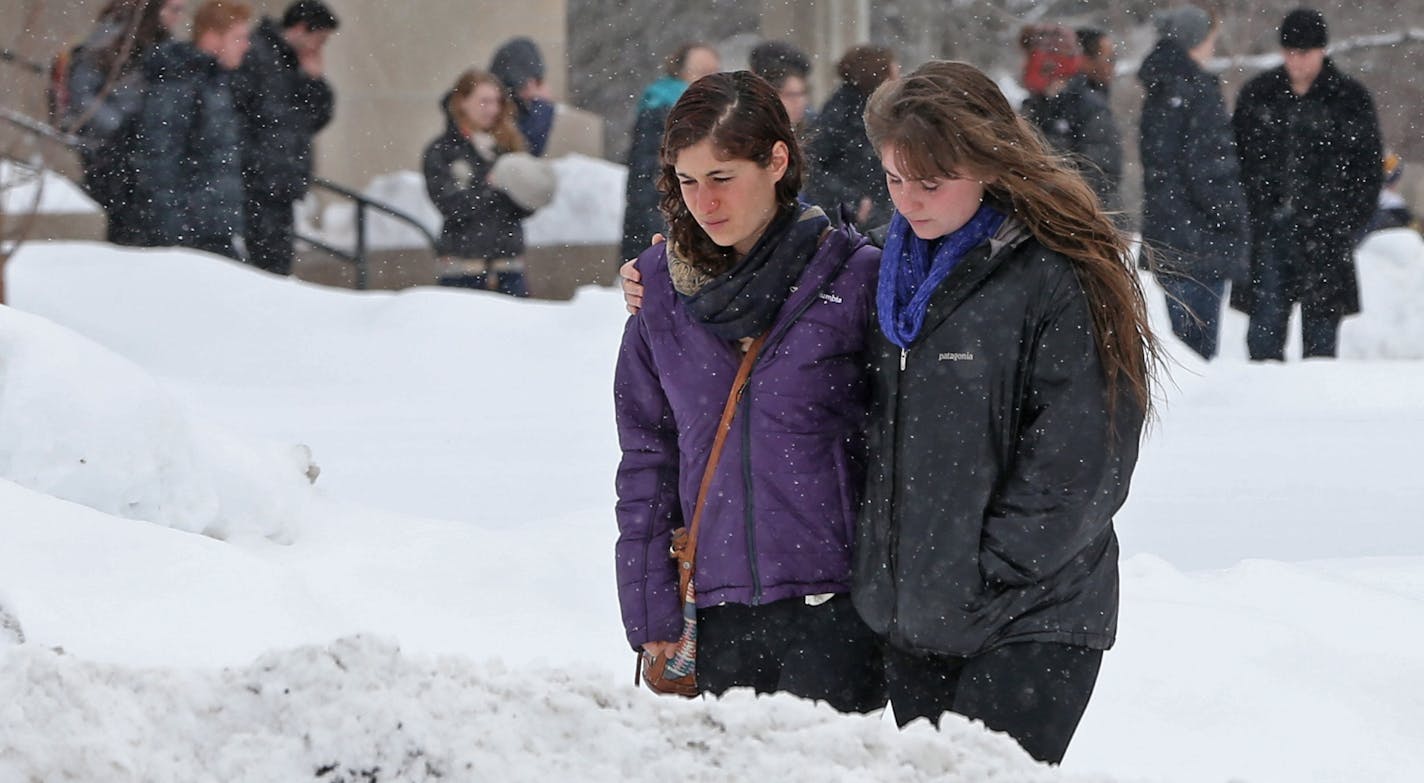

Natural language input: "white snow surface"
[309,153,626,252]
[2,235,1423,781]
[0,160,99,215]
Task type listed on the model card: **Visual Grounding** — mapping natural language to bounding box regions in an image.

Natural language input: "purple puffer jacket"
[613,226,880,650]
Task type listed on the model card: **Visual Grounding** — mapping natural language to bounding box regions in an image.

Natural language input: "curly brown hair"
[864,60,1161,418]
[657,70,803,275]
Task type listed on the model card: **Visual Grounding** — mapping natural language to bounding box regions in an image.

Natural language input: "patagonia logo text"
[939,352,975,362]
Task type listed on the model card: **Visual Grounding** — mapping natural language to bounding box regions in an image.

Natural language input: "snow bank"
[0,305,313,542]
[1,160,99,215]
[1342,228,1424,358]
[309,153,625,252]
[0,635,1097,783]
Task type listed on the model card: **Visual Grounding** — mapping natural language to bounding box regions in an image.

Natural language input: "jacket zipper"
[887,343,907,636]
[741,253,854,606]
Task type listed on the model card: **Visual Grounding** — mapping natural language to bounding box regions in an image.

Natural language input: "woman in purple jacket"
[613,71,884,712]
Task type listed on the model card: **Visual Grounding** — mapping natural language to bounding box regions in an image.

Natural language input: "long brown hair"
[446,69,527,154]
[863,60,1160,418]
[657,70,803,274]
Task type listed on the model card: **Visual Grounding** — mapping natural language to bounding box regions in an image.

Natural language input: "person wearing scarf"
[613,71,885,713]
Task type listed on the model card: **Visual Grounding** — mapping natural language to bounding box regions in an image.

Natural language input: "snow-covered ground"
[1,229,1422,781]
[0,159,99,215]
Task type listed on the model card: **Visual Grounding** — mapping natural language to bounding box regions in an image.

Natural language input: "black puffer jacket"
[132,41,244,245]
[854,219,1143,657]
[1231,60,1382,315]
[1138,40,1248,280]
[421,97,532,260]
[1023,75,1123,213]
[232,18,334,203]
[806,83,890,227]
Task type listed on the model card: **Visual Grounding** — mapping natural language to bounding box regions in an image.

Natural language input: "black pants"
[244,195,296,276]
[696,594,885,714]
[1160,273,1227,360]
[1247,226,1342,360]
[884,642,1103,764]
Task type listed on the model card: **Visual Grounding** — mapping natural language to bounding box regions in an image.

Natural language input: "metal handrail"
[304,176,440,290]
[1,107,439,290]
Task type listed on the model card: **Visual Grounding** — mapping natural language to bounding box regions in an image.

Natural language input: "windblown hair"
[864,60,1161,418]
[91,0,173,77]
[192,0,252,40]
[446,69,527,154]
[657,70,803,274]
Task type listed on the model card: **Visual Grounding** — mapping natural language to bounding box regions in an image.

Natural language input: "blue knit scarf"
[877,203,1006,350]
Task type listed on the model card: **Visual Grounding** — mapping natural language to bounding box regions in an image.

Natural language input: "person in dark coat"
[1232,8,1383,360]
[619,42,721,264]
[1019,25,1122,213]
[422,70,536,297]
[615,71,884,713]
[231,0,337,276]
[489,37,556,157]
[857,61,1159,765]
[130,0,251,258]
[1138,5,1248,360]
[805,45,897,229]
[749,40,812,128]
[61,0,181,246]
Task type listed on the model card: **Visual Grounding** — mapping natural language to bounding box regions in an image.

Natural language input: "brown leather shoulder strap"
[678,333,768,598]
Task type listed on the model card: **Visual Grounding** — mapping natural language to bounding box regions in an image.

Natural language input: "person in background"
[232,0,338,276]
[131,0,251,258]
[422,70,538,297]
[1232,8,1382,360]
[614,70,884,713]
[1019,24,1122,213]
[1138,5,1248,360]
[61,0,184,246]
[749,40,812,128]
[805,45,898,229]
[619,41,721,264]
[489,36,556,157]
[856,60,1159,764]
[1367,151,1415,234]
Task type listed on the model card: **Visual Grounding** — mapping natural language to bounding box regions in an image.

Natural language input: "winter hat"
[490,37,545,92]
[1280,8,1329,49]
[1154,5,1212,49]
[489,152,558,211]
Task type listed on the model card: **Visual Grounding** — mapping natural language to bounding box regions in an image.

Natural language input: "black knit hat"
[1280,8,1328,49]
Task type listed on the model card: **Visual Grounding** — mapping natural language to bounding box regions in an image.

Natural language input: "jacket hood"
[143,40,216,81]
[1137,39,1198,89]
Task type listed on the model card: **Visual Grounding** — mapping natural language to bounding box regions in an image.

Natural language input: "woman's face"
[880,143,986,240]
[460,83,504,132]
[674,138,789,256]
[159,0,187,33]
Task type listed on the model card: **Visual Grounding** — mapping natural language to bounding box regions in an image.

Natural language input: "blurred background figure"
[1367,151,1416,233]
[489,36,555,157]
[805,44,897,229]
[1138,5,1247,361]
[619,41,720,263]
[1232,8,1382,361]
[58,0,184,246]
[234,0,339,276]
[423,70,554,297]
[748,40,812,128]
[131,0,252,258]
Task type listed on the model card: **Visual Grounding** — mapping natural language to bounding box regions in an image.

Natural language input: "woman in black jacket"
[1138,6,1248,360]
[422,69,533,297]
[857,61,1161,765]
[805,45,898,229]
